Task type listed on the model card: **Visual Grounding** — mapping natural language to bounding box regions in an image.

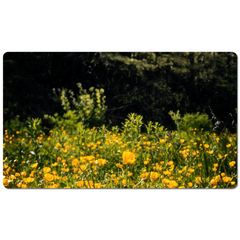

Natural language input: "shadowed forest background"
[3,52,237,132]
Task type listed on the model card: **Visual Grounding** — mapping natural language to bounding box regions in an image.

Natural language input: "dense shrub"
[44,83,107,131]
[169,111,213,132]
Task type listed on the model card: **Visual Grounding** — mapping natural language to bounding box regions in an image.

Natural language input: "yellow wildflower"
[44,174,54,182]
[122,179,127,185]
[31,163,38,168]
[195,176,202,184]
[43,167,51,173]
[150,172,160,181]
[116,163,123,168]
[97,159,108,166]
[122,151,136,165]
[229,161,236,167]
[140,172,149,179]
[3,178,9,187]
[222,176,232,183]
[77,181,84,187]
[72,158,80,167]
[51,162,58,167]
[95,183,101,188]
[21,171,27,177]
[80,165,87,171]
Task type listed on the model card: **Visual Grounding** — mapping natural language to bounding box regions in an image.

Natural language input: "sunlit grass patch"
[3,114,237,189]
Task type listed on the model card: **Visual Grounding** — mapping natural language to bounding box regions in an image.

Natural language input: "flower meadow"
[3,113,237,189]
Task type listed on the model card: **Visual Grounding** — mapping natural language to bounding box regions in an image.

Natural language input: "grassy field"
[3,114,237,189]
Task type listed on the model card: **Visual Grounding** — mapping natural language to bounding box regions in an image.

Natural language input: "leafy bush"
[44,83,107,130]
[122,113,143,139]
[169,111,213,132]
[3,116,27,134]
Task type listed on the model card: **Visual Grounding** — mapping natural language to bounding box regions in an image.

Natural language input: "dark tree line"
[3,52,237,131]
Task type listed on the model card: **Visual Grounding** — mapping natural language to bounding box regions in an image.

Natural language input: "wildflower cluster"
[3,114,237,188]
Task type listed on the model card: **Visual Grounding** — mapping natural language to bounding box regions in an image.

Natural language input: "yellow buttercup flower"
[97,159,108,166]
[222,176,232,183]
[140,172,149,179]
[76,180,84,188]
[80,165,87,171]
[229,161,236,167]
[195,176,202,184]
[72,158,80,167]
[15,173,20,178]
[188,168,194,173]
[23,177,34,184]
[122,179,127,185]
[116,163,122,168]
[122,151,136,165]
[167,180,178,188]
[31,163,38,168]
[95,183,101,188]
[150,172,160,181]
[51,162,58,167]
[62,176,68,181]
[21,171,27,177]
[44,174,54,182]
[162,178,170,185]
[43,167,51,173]
[3,178,9,187]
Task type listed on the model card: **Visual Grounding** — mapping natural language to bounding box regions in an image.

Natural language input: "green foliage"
[44,83,107,130]
[3,116,27,134]
[169,110,213,132]
[4,52,237,132]
[122,113,143,139]
[169,110,182,131]
[145,121,166,139]
[25,118,43,138]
